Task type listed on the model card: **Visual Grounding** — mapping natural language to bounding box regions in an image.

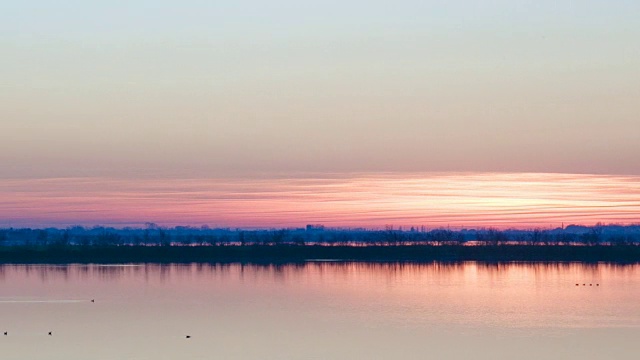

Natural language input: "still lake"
[1,262,639,359]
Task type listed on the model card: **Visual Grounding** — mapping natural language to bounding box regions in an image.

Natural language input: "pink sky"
[2,2,639,231]
[1,172,639,229]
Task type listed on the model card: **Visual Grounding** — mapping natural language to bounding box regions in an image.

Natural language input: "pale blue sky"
[2,1,639,177]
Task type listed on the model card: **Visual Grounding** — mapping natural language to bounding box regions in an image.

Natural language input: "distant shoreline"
[1,244,639,264]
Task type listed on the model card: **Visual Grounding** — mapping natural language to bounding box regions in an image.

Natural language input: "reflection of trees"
[0,262,638,288]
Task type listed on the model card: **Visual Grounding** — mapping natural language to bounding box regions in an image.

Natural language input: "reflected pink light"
[1,173,639,229]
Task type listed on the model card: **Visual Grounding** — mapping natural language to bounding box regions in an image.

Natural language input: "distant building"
[306,224,325,231]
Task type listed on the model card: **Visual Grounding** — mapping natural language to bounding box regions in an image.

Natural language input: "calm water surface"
[1,262,639,359]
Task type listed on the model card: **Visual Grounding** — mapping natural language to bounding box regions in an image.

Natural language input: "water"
[0,262,638,359]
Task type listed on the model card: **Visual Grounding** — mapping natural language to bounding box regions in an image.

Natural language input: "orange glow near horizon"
[1,173,639,229]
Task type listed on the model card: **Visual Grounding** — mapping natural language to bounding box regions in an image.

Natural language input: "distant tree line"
[0,223,639,248]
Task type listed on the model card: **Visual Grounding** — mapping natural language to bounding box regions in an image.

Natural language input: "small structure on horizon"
[306,224,325,231]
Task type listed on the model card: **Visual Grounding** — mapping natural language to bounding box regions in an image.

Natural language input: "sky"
[1,1,639,227]
[2,0,639,177]
[2,173,639,229]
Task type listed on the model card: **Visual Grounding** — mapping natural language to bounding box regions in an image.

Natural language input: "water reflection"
[0,261,635,285]
[0,262,638,359]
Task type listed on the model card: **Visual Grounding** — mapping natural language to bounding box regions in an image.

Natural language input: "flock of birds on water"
[2,299,194,339]
[3,283,601,339]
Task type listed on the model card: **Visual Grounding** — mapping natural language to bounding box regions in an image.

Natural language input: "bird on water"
[48,332,52,336]
[3,331,7,336]
[186,335,191,339]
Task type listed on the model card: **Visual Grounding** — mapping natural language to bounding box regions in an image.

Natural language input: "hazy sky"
[2,1,639,178]
[2,173,639,228]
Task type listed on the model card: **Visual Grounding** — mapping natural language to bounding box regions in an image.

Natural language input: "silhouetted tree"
[37,230,49,246]
[478,228,508,246]
[529,229,543,245]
